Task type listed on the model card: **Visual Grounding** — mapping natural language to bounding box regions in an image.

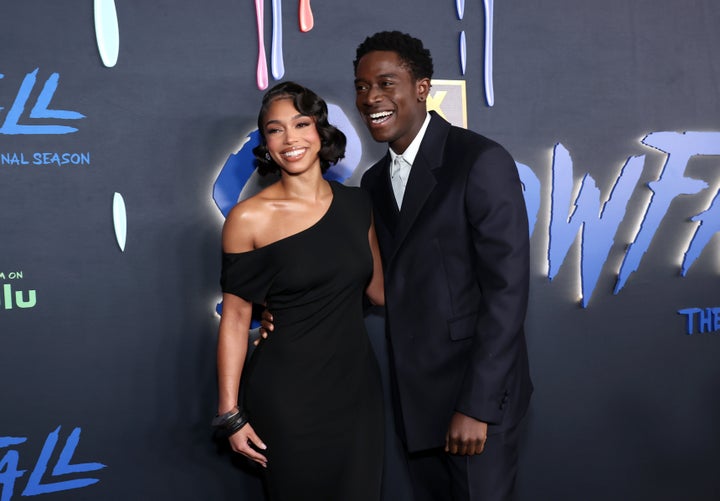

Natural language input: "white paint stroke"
[113,192,127,252]
[94,0,120,67]
[483,0,495,106]
[456,0,465,19]
[460,31,467,75]
[271,0,285,79]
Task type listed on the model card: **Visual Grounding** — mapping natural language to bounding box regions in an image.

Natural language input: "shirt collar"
[389,112,431,166]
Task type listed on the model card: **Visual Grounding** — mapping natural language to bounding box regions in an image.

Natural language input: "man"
[354,31,533,501]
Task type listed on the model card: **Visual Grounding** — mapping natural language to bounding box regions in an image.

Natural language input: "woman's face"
[263,97,322,176]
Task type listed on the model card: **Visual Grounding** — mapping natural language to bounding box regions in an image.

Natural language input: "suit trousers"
[405,421,522,501]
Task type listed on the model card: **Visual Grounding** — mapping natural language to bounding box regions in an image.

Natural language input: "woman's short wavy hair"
[253,81,346,176]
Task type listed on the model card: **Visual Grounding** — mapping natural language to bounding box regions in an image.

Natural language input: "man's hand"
[256,309,274,346]
[445,412,488,455]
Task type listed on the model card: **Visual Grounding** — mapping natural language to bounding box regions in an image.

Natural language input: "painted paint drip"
[299,0,314,32]
[255,0,269,90]
[271,0,285,79]
[112,192,127,252]
[483,0,495,106]
[94,0,119,67]
[456,0,465,20]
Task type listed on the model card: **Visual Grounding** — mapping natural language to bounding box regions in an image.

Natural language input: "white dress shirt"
[389,113,431,208]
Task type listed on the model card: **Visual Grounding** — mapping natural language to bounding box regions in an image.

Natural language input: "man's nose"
[364,85,382,105]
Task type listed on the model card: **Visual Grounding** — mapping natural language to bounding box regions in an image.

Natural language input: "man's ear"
[416,77,431,102]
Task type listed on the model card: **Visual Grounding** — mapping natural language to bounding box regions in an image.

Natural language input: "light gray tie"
[391,155,409,208]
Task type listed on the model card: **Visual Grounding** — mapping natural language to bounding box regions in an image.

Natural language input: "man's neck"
[389,112,431,165]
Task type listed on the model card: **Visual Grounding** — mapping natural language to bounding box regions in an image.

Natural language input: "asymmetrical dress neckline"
[227,181,336,256]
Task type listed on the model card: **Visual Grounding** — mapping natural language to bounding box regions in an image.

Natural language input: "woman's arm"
[217,293,252,414]
[365,217,385,306]
[216,204,268,466]
[217,292,268,467]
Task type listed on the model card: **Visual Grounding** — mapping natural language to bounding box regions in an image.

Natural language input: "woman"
[215,81,384,501]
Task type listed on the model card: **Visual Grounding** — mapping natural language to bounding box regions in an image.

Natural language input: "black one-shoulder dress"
[221,181,383,501]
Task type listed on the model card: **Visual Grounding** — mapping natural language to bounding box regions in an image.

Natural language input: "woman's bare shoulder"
[223,184,281,252]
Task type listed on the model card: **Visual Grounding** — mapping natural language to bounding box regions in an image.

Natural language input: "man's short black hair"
[353,31,434,81]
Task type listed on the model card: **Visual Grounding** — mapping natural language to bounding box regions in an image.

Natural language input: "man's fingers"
[446,435,486,456]
[253,329,268,346]
[466,439,479,456]
[447,436,460,455]
[467,437,486,455]
[446,413,488,455]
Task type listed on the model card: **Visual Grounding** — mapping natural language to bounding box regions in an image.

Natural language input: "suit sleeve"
[455,143,530,426]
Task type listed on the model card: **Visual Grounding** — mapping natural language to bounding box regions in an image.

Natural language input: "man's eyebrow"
[354,73,398,83]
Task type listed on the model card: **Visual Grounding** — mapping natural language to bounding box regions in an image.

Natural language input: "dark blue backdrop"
[1,1,719,500]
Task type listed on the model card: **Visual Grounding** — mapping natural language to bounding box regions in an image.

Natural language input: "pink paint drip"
[299,0,314,32]
[255,0,269,90]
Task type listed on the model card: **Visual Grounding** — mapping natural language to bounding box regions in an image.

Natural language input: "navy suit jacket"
[361,112,533,452]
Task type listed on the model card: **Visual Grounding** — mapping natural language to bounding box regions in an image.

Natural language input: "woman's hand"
[228,422,268,468]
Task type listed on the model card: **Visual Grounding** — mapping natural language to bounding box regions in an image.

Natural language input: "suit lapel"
[392,113,449,257]
[367,152,399,237]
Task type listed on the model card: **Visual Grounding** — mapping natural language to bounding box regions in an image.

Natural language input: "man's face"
[354,50,430,154]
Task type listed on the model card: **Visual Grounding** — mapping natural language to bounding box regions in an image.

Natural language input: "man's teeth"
[370,111,393,122]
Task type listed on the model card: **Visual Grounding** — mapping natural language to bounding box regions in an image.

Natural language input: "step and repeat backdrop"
[1,1,719,500]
